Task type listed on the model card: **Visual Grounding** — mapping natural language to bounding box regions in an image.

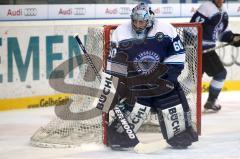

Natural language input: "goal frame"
[102,23,202,145]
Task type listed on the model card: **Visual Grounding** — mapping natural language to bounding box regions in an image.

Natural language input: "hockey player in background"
[105,2,198,151]
[190,0,240,112]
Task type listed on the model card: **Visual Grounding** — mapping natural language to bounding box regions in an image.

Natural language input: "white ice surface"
[0,92,240,159]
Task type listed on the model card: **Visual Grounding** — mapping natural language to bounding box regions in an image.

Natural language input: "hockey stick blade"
[134,141,168,154]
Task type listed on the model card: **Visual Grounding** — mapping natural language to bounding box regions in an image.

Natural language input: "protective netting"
[30,24,201,148]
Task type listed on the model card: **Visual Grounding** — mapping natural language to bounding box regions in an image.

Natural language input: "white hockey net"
[30,23,202,148]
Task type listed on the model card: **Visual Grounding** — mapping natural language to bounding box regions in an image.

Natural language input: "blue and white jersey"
[107,19,185,77]
[190,1,233,51]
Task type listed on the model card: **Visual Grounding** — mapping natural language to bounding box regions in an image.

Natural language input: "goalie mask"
[130,2,154,39]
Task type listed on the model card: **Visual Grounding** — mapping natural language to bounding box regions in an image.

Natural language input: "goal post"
[30,22,202,148]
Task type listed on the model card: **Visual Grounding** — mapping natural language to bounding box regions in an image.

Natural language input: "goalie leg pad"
[116,102,151,133]
[107,105,139,150]
[156,104,198,149]
[152,82,192,126]
[151,82,198,148]
[160,104,187,139]
[107,121,137,150]
[167,126,198,149]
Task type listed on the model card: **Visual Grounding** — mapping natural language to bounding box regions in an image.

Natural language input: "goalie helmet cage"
[30,22,202,148]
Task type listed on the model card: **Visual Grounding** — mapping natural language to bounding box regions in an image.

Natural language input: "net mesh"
[176,26,199,131]
[30,24,201,148]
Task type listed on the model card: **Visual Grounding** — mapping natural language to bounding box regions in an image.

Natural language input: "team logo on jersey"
[119,40,133,50]
[133,51,160,75]
[155,32,165,42]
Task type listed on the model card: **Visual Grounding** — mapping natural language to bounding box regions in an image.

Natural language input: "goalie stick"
[74,33,168,153]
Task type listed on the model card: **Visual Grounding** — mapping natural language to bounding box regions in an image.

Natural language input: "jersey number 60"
[173,40,184,51]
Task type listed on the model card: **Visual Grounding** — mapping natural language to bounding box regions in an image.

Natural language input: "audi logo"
[218,46,240,66]
[119,7,131,15]
[24,8,37,16]
[161,7,173,14]
[74,8,86,15]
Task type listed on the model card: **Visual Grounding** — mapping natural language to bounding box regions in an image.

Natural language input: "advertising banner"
[151,4,181,17]
[0,24,89,98]
[0,5,48,20]
[0,3,239,21]
[48,4,95,19]
[95,4,134,18]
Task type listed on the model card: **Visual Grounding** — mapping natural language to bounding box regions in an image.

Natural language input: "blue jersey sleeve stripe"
[163,62,184,65]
